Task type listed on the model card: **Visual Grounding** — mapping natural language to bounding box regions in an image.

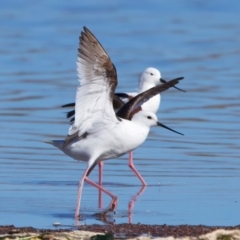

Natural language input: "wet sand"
[1,224,240,239]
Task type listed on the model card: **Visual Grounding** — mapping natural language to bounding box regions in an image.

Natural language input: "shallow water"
[0,0,240,228]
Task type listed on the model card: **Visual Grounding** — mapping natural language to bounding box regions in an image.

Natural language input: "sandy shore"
[1,224,240,239]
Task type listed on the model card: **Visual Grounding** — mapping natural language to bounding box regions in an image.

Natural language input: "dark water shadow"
[52,211,115,225]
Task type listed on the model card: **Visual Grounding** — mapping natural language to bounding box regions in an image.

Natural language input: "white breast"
[62,119,150,162]
[141,94,161,113]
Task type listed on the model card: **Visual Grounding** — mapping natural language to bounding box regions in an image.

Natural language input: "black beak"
[157,122,184,136]
[160,78,186,92]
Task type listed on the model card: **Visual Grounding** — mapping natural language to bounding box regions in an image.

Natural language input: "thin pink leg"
[85,177,118,211]
[98,161,104,208]
[128,185,146,223]
[128,151,147,186]
[98,161,103,186]
[75,166,118,218]
[75,167,89,218]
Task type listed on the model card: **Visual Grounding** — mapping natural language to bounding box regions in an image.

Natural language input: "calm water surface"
[0,0,240,228]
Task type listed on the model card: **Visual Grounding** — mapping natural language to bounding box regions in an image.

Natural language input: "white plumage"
[45,27,183,219]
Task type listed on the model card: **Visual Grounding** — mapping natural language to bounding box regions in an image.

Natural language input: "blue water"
[0,0,240,228]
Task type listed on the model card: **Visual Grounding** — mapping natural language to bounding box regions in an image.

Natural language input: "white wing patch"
[65,27,119,143]
[68,55,117,137]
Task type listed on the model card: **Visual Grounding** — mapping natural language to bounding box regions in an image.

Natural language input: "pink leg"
[85,177,118,211]
[98,161,103,186]
[98,161,104,208]
[128,151,147,186]
[75,166,117,218]
[75,167,89,218]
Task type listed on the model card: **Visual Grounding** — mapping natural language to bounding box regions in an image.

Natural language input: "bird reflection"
[74,184,146,225]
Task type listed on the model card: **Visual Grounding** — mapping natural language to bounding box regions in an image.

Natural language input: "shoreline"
[1,223,240,239]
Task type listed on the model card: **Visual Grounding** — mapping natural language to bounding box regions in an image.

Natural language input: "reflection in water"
[1,0,240,228]
[128,185,146,224]
[75,185,147,225]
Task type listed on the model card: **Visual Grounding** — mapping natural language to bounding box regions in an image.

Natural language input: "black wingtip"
[65,110,75,118]
[70,117,75,123]
[160,77,186,92]
[62,103,75,108]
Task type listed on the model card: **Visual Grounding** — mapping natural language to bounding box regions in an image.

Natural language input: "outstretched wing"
[65,27,119,147]
[117,77,184,120]
[62,94,124,124]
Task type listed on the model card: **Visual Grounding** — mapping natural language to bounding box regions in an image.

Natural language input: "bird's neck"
[130,117,151,131]
[128,119,150,141]
[139,82,155,93]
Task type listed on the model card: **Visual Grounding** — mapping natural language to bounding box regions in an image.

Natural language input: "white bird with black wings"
[45,27,183,218]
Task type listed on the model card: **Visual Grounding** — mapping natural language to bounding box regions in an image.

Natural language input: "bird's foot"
[75,213,84,219]
[109,196,118,211]
[95,196,118,216]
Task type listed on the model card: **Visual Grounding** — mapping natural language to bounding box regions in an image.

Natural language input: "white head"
[132,111,159,128]
[139,67,162,92]
[132,110,183,135]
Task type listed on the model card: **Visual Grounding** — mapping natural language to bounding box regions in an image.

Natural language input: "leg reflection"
[75,185,146,225]
[128,185,146,223]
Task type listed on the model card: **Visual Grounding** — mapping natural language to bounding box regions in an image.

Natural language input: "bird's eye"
[150,73,153,75]
[147,116,152,119]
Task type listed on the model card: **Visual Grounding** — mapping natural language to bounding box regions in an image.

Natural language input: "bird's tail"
[44,140,65,149]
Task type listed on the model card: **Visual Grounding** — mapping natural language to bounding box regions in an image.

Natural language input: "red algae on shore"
[1,224,240,238]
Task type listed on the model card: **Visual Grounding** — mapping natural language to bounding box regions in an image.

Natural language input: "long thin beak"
[160,78,186,92]
[157,121,184,135]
